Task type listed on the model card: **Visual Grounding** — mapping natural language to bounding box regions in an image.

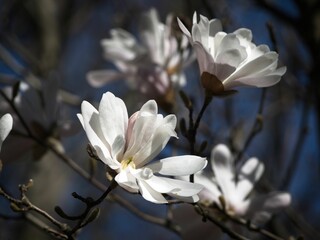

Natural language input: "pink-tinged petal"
[236,157,264,201]
[0,113,13,151]
[137,179,168,203]
[133,114,177,167]
[86,70,125,88]
[211,144,236,200]
[98,92,128,149]
[147,155,207,176]
[125,103,160,156]
[115,170,139,193]
[247,192,291,217]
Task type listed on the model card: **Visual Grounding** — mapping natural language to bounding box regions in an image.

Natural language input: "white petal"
[211,144,236,200]
[144,175,178,193]
[236,157,264,200]
[78,101,112,161]
[168,193,200,203]
[133,114,177,167]
[209,19,222,37]
[111,136,125,160]
[225,73,283,88]
[86,70,125,88]
[193,42,213,74]
[115,170,139,193]
[98,92,128,149]
[125,101,157,158]
[160,178,204,197]
[234,28,252,42]
[0,113,13,151]
[247,192,291,217]
[177,17,191,39]
[224,52,280,86]
[147,155,207,176]
[194,173,221,203]
[138,179,168,204]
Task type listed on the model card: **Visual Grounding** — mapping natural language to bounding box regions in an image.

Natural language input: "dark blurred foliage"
[0,0,319,239]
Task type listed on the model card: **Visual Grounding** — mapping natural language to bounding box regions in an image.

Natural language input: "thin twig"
[194,204,249,240]
[215,206,285,240]
[25,213,69,240]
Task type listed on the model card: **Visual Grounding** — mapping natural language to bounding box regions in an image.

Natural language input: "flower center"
[121,157,135,170]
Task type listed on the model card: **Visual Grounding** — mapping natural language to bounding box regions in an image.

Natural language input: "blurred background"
[0,0,319,239]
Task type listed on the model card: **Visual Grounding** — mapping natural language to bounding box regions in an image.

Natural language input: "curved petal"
[177,17,191,39]
[125,100,158,158]
[247,192,291,217]
[225,72,284,89]
[236,157,264,200]
[133,114,177,167]
[168,193,200,203]
[193,42,213,74]
[162,178,204,197]
[144,175,178,193]
[78,101,115,166]
[234,28,253,42]
[211,144,236,200]
[98,92,128,149]
[0,113,13,151]
[224,52,280,85]
[115,170,139,193]
[147,155,207,176]
[194,173,221,204]
[137,179,168,203]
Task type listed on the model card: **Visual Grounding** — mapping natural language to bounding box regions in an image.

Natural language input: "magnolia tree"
[0,2,319,240]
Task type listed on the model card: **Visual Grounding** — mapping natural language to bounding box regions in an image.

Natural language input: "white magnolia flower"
[77,92,207,203]
[178,13,286,95]
[0,113,13,152]
[195,144,291,223]
[87,9,191,98]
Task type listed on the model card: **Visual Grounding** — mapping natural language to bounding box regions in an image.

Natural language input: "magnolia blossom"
[0,113,13,152]
[178,13,286,95]
[87,9,191,99]
[195,144,290,223]
[0,79,77,161]
[77,92,207,203]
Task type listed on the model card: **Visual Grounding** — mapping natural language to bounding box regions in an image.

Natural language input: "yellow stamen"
[121,157,135,170]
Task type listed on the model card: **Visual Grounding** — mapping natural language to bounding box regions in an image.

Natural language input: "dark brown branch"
[194,204,249,240]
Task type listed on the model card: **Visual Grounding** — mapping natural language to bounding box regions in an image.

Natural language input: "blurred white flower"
[87,9,191,98]
[0,113,13,152]
[0,79,78,161]
[195,144,291,223]
[77,91,207,203]
[178,13,286,95]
